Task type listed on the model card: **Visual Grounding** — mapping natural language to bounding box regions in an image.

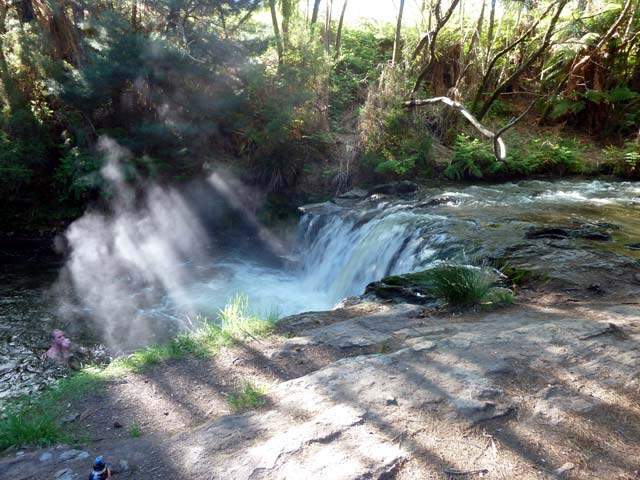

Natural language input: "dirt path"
[2,287,639,480]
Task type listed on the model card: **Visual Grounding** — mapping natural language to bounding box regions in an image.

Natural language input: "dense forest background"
[0,0,638,231]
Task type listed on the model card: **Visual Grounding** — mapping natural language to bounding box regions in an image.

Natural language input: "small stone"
[554,462,575,476]
[76,451,90,460]
[39,451,54,463]
[117,459,130,472]
[59,449,88,462]
[61,412,80,424]
[385,397,398,406]
[15,450,25,457]
[113,421,123,429]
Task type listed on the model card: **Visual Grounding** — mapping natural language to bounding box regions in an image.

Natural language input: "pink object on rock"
[45,329,72,363]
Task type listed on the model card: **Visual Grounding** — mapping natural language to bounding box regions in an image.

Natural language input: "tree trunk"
[131,1,138,30]
[15,0,35,23]
[484,0,496,65]
[392,0,405,65]
[48,1,83,65]
[281,0,292,50]
[335,0,348,58]
[472,0,566,118]
[269,0,284,65]
[166,3,180,33]
[324,0,333,54]
[412,0,461,93]
[310,0,321,32]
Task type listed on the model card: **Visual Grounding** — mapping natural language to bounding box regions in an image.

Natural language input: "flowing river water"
[2,179,640,400]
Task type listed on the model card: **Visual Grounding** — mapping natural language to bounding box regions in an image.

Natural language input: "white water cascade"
[57,178,640,347]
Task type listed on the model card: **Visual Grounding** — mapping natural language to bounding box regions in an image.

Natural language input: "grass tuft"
[127,422,142,438]
[425,264,496,307]
[218,293,277,339]
[227,382,267,412]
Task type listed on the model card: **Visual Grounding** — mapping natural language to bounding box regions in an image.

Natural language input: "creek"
[1,179,640,400]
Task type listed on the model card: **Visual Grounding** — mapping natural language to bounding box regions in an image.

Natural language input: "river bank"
[1,278,639,479]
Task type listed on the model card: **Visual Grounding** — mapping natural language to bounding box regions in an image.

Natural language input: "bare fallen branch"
[404,96,507,160]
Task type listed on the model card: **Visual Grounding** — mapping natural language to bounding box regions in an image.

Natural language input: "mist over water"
[56,147,640,349]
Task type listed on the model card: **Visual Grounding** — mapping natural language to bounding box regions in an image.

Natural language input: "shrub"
[519,137,586,175]
[359,64,434,180]
[605,141,640,178]
[446,134,587,180]
[445,134,497,180]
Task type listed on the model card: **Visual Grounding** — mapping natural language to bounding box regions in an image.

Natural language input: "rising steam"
[57,137,212,348]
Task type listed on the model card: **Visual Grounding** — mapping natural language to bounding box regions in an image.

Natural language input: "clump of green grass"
[218,293,277,340]
[227,382,267,412]
[426,264,495,307]
[484,287,515,307]
[0,368,107,450]
[127,422,142,438]
[380,264,515,309]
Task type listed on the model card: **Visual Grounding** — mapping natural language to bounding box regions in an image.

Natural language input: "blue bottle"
[88,456,111,480]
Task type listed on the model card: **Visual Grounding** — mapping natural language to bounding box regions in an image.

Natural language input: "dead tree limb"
[404,96,536,161]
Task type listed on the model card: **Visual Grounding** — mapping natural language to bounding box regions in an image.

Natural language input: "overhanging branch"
[404,96,535,161]
[404,96,506,160]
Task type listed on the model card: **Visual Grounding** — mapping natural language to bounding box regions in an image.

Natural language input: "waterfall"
[295,205,455,303]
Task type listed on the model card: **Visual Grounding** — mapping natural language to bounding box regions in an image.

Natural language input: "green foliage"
[227,382,267,412]
[605,141,640,178]
[0,403,60,450]
[0,369,106,450]
[127,423,142,438]
[445,134,497,180]
[446,134,587,180]
[383,264,514,308]
[425,264,497,307]
[217,293,277,339]
[330,27,391,120]
[54,145,103,201]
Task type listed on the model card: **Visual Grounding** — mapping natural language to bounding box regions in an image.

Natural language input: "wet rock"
[337,188,368,200]
[368,180,418,196]
[525,227,570,240]
[525,225,612,241]
[417,195,461,207]
[626,242,640,250]
[365,271,439,305]
[365,281,433,304]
